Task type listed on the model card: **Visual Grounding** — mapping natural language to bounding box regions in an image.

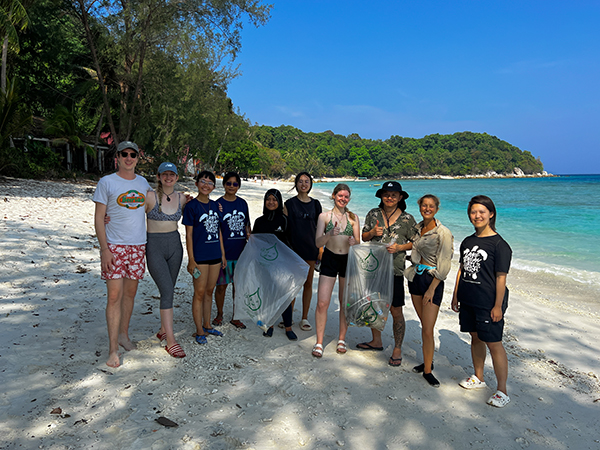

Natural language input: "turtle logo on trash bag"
[260,244,279,261]
[359,250,379,272]
[244,288,262,311]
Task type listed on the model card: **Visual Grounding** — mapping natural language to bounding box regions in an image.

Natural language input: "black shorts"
[407,271,444,307]
[459,303,506,343]
[320,247,348,278]
[195,258,221,265]
[391,275,406,308]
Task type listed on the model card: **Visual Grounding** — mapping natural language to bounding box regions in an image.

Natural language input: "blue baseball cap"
[158,162,178,175]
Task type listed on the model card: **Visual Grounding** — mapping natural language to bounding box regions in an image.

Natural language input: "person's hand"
[348,236,356,246]
[218,202,223,213]
[221,256,227,269]
[490,305,503,322]
[329,222,340,236]
[187,261,197,276]
[371,220,383,238]
[101,248,115,273]
[386,243,398,253]
[184,193,193,203]
[104,214,111,225]
[423,288,435,305]
[451,297,459,313]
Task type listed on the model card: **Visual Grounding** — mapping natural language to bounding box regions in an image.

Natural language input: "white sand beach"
[0,176,599,450]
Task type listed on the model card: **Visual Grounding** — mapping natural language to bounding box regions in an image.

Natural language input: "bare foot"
[118,335,137,351]
[106,352,121,368]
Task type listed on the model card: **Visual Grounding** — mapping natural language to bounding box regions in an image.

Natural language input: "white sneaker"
[487,390,510,408]
[459,375,487,390]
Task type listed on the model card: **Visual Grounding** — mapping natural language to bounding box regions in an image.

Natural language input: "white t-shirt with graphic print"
[93,173,151,245]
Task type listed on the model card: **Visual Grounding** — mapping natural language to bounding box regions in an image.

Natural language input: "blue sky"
[227,1,600,174]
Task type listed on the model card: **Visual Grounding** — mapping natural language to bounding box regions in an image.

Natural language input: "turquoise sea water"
[312,175,600,288]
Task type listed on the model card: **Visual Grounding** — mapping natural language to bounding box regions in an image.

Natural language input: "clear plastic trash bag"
[233,233,309,331]
[343,243,394,331]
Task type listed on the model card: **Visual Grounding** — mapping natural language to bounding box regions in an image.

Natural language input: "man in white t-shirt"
[93,141,151,368]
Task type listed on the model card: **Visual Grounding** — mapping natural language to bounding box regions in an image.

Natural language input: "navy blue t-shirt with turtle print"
[457,233,512,310]
[217,196,250,260]
[182,198,222,262]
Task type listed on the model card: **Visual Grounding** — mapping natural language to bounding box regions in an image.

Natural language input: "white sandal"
[312,343,323,358]
[300,319,312,331]
[487,390,510,408]
[336,340,347,354]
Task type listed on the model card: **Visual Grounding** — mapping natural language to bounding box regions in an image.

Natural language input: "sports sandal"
[212,316,223,326]
[487,390,510,408]
[165,343,186,358]
[312,343,323,358]
[195,334,207,345]
[300,319,312,331]
[336,340,347,354]
[203,327,223,337]
[459,375,487,390]
[156,331,166,341]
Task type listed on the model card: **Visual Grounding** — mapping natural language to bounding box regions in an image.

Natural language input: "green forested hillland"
[245,125,545,178]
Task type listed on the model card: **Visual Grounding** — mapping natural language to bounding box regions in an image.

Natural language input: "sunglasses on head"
[119,150,138,158]
[226,181,239,187]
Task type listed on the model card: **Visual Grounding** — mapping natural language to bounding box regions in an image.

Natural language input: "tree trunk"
[1,33,8,94]
[76,0,120,147]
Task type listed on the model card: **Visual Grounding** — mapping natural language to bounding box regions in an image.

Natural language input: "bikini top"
[147,192,182,222]
[325,212,354,236]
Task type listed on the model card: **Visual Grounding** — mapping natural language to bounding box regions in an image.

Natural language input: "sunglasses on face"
[119,151,138,158]
[199,179,215,187]
[226,181,239,187]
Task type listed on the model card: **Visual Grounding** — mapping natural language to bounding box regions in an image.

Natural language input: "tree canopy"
[1,0,546,180]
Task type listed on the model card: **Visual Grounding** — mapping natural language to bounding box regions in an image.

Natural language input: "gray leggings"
[146,231,183,310]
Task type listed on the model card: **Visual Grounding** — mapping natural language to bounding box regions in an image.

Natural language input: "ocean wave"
[511,257,600,287]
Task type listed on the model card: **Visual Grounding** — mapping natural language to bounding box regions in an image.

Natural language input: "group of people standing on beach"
[93,141,512,408]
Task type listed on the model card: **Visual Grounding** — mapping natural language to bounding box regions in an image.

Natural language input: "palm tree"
[1,0,30,93]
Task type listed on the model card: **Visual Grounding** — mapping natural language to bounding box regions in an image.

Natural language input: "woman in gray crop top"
[145,162,189,358]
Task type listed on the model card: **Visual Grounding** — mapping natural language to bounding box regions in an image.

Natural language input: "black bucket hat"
[375,181,409,200]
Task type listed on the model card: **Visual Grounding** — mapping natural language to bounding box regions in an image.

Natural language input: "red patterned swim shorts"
[101,244,146,280]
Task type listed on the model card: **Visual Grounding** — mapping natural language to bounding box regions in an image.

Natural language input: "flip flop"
[230,320,247,329]
[356,342,384,351]
[388,356,402,367]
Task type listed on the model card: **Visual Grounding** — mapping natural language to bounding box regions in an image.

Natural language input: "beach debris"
[155,416,179,428]
[50,407,62,415]
[73,418,88,426]
[75,265,89,273]
[98,368,113,375]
